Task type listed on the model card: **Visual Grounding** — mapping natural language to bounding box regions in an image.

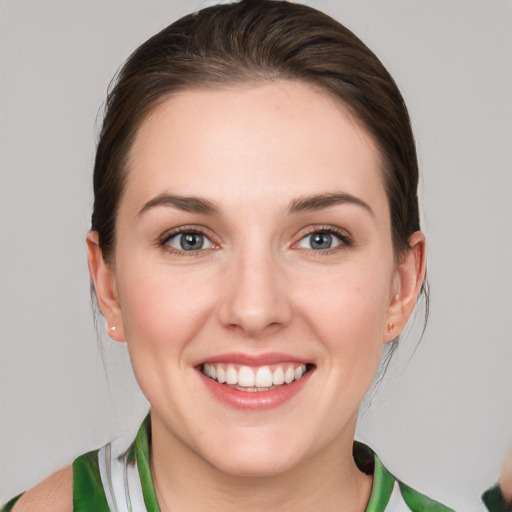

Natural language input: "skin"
[500,445,512,504]
[12,467,72,512]
[14,80,425,511]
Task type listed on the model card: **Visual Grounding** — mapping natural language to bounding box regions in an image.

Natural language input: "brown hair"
[92,0,423,287]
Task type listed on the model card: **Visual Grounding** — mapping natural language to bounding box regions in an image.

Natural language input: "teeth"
[255,366,273,387]
[272,367,285,385]
[284,366,295,384]
[238,366,255,387]
[226,365,238,385]
[202,362,308,389]
[217,366,226,384]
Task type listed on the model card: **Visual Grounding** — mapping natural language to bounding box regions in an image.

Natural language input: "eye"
[296,229,349,251]
[163,230,214,252]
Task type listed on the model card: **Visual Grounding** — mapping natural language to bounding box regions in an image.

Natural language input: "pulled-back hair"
[92,0,420,272]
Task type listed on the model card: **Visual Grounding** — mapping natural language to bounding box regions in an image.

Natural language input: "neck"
[150,413,372,512]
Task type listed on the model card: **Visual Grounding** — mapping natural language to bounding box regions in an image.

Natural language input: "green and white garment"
[1,416,462,511]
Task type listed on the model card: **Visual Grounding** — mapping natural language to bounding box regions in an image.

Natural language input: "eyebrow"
[138,191,373,218]
[287,192,374,216]
[138,193,219,216]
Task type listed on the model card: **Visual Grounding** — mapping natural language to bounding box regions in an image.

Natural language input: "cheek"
[114,263,220,413]
[296,258,393,367]
[301,265,391,332]
[115,259,218,362]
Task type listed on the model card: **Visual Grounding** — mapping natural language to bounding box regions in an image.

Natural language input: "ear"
[383,231,426,343]
[86,231,126,342]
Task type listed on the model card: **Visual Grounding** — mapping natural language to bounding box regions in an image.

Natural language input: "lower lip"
[199,369,313,411]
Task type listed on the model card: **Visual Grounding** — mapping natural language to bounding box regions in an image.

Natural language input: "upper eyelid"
[295,225,351,240]
[159,225,216,243]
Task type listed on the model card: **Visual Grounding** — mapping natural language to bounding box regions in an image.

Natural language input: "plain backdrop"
[1,0,511,510]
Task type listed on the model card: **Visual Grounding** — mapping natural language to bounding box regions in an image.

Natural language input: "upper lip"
[195,352,311,367]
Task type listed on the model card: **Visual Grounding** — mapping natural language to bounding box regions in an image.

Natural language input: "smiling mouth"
[201,362,313,392]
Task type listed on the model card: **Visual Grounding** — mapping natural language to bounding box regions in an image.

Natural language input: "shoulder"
[8,466,73,512]
[3,446,116,512]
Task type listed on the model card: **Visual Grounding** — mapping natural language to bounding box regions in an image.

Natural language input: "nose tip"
[218,254,292,338]
[224,307,282,338]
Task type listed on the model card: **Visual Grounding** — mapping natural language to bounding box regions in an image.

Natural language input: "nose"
[218,245,293,338]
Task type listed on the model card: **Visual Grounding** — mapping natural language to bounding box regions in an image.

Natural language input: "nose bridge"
[219,235,291,336]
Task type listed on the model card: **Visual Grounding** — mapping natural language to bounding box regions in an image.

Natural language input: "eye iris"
[310,232,332,250]
[180,233,203,250]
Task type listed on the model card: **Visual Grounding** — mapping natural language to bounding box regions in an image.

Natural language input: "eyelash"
[158,226,217,256]
[294,226,353,254]
[157,225,352,256]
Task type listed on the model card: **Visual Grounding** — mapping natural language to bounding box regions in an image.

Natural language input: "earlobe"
[384,231,426,344]
[86,231,126,342]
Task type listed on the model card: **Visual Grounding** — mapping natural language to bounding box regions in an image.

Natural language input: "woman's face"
[96,81,417,476]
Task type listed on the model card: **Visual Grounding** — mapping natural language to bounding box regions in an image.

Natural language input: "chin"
[209,451,304,479]
[198,430,308,478]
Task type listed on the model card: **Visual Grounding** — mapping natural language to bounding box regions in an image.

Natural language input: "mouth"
[197,356,315,410]
[201,362,312,392]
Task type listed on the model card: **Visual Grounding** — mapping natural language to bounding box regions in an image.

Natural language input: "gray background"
[1,0,511,509]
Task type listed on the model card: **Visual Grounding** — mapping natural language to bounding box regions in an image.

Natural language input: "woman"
[1,1,506,510]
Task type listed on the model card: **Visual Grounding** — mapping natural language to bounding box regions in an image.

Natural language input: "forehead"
[123,80,386,215]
